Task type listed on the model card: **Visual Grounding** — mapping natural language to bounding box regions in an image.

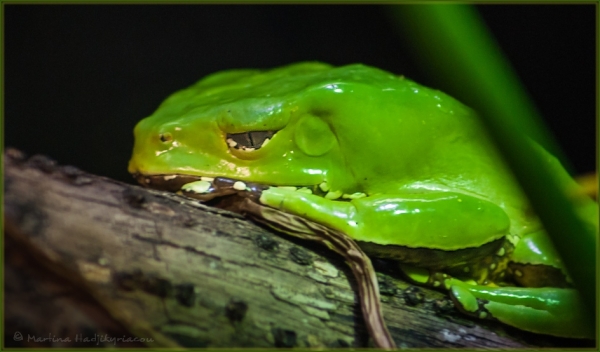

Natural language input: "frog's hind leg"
[401,238,595,338]
[448,281,592,339]
[464,229,594,338]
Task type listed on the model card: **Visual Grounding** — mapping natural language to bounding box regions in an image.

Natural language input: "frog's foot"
[400,265,593,339]
[450,282,593,339]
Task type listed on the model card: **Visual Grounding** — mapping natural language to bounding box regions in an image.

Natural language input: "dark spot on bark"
[376,273,398,296]
[114,269,144,291]
[115,270,173,298]
[181,218,197,227]
[175,283,196,307]
[142,275,173,298]
[225,297,248,323]
[177,216,198,228]
[403,286,425,306]
[122,188,146,208]
[272,328,297,347]
[27,154,57,173]
[289,247,312,265]
[9,201,46,238]
[432,297,455,315]
[214,229,229,237]
[254,234,279,251]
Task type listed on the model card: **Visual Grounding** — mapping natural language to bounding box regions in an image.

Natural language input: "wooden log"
[3,149,590,348]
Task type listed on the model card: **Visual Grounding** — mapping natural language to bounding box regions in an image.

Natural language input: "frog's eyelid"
[226,131,277,151]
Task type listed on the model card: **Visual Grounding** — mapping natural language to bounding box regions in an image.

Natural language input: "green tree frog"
[129,62,597,339]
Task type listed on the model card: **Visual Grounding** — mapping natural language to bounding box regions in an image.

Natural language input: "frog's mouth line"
[132,174,366,202]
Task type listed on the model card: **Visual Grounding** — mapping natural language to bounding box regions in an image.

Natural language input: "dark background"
[5,5,596,183]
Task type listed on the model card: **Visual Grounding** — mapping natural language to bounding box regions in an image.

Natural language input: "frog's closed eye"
[226,130,277,151]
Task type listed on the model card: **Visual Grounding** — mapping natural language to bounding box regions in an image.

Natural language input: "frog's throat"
[133,173,350,202]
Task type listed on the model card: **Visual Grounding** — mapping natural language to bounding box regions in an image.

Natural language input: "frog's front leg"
[260,187,510,252]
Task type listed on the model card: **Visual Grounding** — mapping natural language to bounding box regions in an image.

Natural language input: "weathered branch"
[3,149,588,348]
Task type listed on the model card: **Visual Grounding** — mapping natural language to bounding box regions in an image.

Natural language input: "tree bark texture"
[3,149,591,348]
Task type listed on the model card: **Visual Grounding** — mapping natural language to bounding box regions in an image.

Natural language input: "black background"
[5,5,596,183]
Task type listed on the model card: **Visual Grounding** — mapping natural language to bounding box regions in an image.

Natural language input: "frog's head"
[129,62,473,199]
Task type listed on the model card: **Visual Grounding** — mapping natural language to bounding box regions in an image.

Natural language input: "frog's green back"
[129,62,569,235]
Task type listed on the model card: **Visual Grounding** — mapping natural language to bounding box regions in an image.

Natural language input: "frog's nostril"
[159,133,173,143]
[226,130,276,151]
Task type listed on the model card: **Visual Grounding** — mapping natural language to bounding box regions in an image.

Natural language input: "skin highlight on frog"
[129,62,597,340]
